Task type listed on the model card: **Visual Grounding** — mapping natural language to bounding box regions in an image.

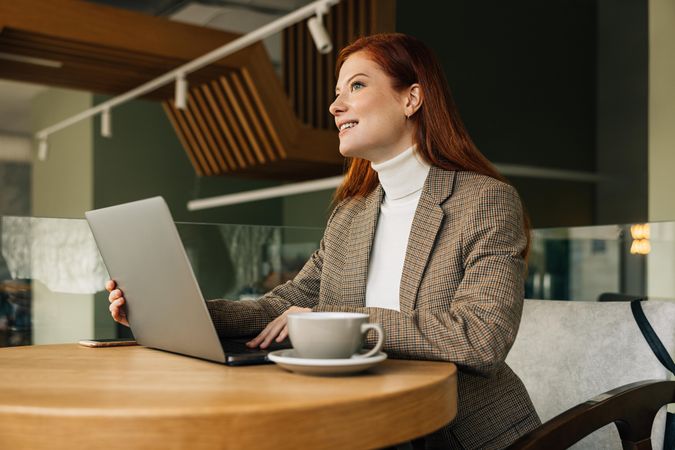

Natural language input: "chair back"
[506,299,675,449]
[507,380,675,450]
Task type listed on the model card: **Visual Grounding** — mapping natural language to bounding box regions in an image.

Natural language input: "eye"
[350,81,365,92]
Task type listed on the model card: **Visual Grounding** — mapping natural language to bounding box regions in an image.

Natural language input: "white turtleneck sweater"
[366,146,431,311]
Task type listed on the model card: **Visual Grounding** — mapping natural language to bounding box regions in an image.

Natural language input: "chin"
[338,144,366,160]
[338,146,353,158]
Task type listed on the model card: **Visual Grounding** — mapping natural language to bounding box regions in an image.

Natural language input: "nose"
[329,94,346,117]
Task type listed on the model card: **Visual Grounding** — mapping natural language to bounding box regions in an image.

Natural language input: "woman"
[108,33,540,449]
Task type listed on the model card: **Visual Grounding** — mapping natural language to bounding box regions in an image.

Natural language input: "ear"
[404,83,423,118]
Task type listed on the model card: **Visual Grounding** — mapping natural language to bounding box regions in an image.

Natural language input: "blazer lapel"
[342,186,384,307]
[399,167,456,313]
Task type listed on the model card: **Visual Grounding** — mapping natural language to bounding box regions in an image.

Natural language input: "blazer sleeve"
[205,205,341,338]
[314,181,527,377]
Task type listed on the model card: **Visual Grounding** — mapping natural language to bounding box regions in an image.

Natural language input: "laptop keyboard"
[219,338,291,354]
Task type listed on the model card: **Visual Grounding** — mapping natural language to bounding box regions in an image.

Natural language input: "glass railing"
[0,216,323,347]
[526,222,673,302]
[1,217,673,347]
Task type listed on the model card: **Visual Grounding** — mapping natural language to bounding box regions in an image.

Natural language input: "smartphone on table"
[78,338,138,348]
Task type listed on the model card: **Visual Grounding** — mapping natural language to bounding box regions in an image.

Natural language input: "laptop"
[85,196,290,365]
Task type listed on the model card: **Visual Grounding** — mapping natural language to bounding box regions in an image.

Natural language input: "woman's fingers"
[108,297,129,326]
[110,300,129,327]
[276,325,289,343]
[109,298,124,316]
[246,335,261,348]
[105,281,129,327]
[246,307,309,348]
[247,320,276,348]
[247,315,286,349]
[260,320,286,349]
[109,300,120,320]
[246,325,268,348]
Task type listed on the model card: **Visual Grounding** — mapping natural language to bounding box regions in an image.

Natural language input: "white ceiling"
[171,3,284,67]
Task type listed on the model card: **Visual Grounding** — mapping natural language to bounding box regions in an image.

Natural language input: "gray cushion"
[506,299,675,450]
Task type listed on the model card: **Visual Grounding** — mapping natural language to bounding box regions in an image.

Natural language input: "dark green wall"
[0,162,30,216]
[283,190,334,228]
[396,0,598,227]
[595,0,648,225]
[397,0,597,171]
[395,0,648,228]
[92,95,284,226]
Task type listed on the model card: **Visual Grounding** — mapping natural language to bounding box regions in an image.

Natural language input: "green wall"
[395,0,598,228]
[32,89,93,218]
[397,0,598,172]
[395,0,649,227]
[282,190,334,228]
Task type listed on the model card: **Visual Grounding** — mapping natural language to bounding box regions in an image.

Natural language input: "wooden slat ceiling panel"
[0,0,392,180]
[191,87,237,171]
[219,75,265,164]
[199,83,247,169]
[325,10,335,130]
[283,0,395,131]
[240,68,287,159]
[0,28,238,99]
[187,90,229,173]
[164,66,304,177]
[0,0,247,62]
[230,71,277,162]
[297,25,306,125]
[2,28,173,69]
[162,102,205,176]
[164,102,210,176]
[208,79,256,167]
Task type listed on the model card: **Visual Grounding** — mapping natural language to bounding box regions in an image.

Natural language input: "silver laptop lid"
[85,197,226,363]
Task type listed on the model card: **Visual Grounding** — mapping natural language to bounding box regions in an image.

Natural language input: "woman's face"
[329,52,416,163]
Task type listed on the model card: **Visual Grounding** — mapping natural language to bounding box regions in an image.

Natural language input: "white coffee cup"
[287,312,384,359]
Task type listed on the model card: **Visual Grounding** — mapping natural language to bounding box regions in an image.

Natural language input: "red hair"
[333,33,530,257]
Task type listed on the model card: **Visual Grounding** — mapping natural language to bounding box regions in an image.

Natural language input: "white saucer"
[267,349,387,376]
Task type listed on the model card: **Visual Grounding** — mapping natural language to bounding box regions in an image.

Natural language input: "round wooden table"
[0,344,457,449]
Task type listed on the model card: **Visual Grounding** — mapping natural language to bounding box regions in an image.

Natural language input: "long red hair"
[333,33,530,257]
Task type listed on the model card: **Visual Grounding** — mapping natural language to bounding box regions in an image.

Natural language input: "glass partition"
[527,222,675,302]
[0,217,323,347]
[2,216,673,348]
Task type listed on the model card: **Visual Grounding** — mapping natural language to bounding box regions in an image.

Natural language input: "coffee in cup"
[287,312,384,359]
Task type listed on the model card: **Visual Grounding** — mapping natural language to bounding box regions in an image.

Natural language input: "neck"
[371,145,430,200]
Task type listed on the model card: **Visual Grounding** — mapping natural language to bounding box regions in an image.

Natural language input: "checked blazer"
[207,166,541,449]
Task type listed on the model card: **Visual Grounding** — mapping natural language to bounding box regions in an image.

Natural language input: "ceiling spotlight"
[175,73,188,110]
[307,4,332,54]
[37,137,48,161]
[101,108,112,138]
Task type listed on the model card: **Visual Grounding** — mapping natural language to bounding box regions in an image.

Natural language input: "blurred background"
[0,0,673,345]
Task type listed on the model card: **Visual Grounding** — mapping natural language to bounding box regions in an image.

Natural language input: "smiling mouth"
[338,121,358,135]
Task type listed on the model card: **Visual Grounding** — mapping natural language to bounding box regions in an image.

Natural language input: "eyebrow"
[335,73,369,93]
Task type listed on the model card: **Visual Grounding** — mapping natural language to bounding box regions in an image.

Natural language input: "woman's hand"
[105,280,129,327]
[246,306,311,349]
